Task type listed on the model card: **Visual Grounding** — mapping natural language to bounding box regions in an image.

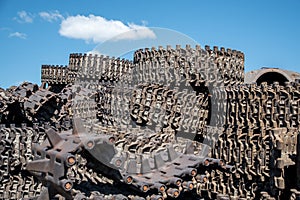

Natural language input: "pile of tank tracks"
[0,44,300,200]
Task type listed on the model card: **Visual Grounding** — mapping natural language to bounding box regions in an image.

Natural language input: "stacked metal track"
[211,82,300,199]
[0,123,45,199]
[0,44,300,200]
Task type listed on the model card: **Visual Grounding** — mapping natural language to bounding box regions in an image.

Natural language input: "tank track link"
[26,117,237,200]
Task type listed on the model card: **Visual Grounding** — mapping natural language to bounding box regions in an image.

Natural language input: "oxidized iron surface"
[0,45,299,200]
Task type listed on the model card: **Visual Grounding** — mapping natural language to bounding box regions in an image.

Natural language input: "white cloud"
[86,50,104,55]
[59,15,156,43]
[39,10,64,22]
[9,32,27,39]
[14,11,33,23]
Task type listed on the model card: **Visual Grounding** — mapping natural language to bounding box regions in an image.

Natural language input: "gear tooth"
[126,159,138,174]
[199,144,211,157]
[46,128,62,147]
[185,141,194,154]
[232,49,237,56]
[213,46,218,53]
[26,159,50,173]
[167,146,179,161]
[227,48,232,55]
[141,158,152,173]
[154,153,165,169]
[72,117,86,135]
[205,45,210,51]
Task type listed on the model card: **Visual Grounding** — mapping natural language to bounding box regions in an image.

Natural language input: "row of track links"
[0,124,48,199]
[211,81,300,199]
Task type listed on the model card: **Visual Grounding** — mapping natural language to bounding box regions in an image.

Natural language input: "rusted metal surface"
[0,44,299,199]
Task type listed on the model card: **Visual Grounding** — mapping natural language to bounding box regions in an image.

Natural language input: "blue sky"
[0,0,299,88]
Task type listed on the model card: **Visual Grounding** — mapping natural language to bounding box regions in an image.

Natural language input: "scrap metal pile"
[0,44,300,200]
